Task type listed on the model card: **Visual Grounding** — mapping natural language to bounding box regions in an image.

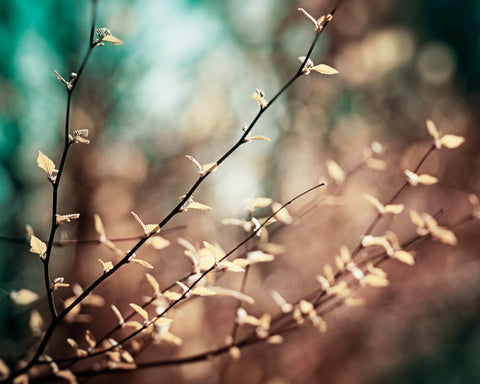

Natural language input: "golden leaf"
[124,321,143,331]
[129,303,148,322]
[246,250,275,264]
[384,204,405,214]
[426,119,439,140]
[271,290,293,313]
[365,274,389,287]
[37,150,55,177]
[311,64,339,75]
[145,273,160,295]
[409,209,425,229]
[326,159,345,184]
[102,34,123,45]
[161,332,183,346]
[130,258,154,269]
[98,259,113,273]
[299,299,314,314]
[345,297,366,307]
[433,227,457,245]
[55,369,77,384]
[163,291,182,301]
[29,235,47,259]
[10,289,39,305]
[218,260,245,272]
[30,309,43,335]
[271,202,293,224]
[417,174,439,185]
[202,162,218,174]
[131,211,147,234]
[149,236,170,250]
[365,157,387,170]
[247,135,271,142]
[229,346,241,360]
[85,329,96,349]
[203,241,218,262]
[213,287,255,304]
[323,264,335,285]
[440,134,465,149]
[186,201,212,210]
[191,286,216,296]
[362,193,385,213]
[267,335,284,344]
[111,304,124,325]
[185,155,203,173]
[393,250,415,265]
[93,214,106,240]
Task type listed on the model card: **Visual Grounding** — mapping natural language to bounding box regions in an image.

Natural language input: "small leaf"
[393,250,415,265]
[148,236,170,250]
[56,213,80,225]
[426,119,440,140]
[130,258,154,269]
[326,159,345,184]
[365,274,389,287]
[10,289,39,305]
[416,174,439,185]
[202,162,218,174]
[218,260,245,272]
[163,291,182,301]
[85,329,96,349]
[246,135,271,142]
[271,290,293,313]
[129,303,148,322]
[213,287,255,304]
[311,64,339,75]
[111,304,124,326]
[98,259,113,273]
[246,250,275,264]
[37,151,55,177]
[30,235,47,259]
[191,286,216,296]
[186,201,212,210]
[145,273,160,295]
[267,335,284,344]
[440,134,465,149]
[93,214,106,240]
[185,155,203,173]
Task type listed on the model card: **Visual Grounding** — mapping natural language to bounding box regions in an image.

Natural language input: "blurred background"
[1,0,480,383]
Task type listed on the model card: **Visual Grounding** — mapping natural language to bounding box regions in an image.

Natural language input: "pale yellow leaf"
[37,150,55,177]
[299,299,314,314]
[130,258,154,269]
[29,235,47,259]
[365,157,387,170]
[187,201,212,210]
[163,291,182,301]
[247,135,271,142]
[129,303,148,322]
[384,204,405,214]
[365,274,389,287]
[433,227,457,245]
[98,259,113,273]
[326,159,345,184]
[345,297,366,307]
[311,64,339,75]
[362,193,385,213]
[130,211,147,234]
[393,250,415,265]
[124,321,143,331]
[229,346,241,360]
[417,174,438,185]
[202,162,218,174]
[161,332,183,346]
[85,329,96,349]
[218,260,245,272]
[409,209,425,228]
[440,134,465,149]
[271,290,293,313]
[426,119,439,140]
[323,264,335,285]
[30,309,43,335]
[145,273,160,295]
[93,214,106,240]
[185,155,203,173]
[191,286,216,296]
[267,335,284,344]
[111,304,124,325]
[10,289,39,305]
[212,287,255,304]
[102,34,123,45]
[55,369,77,384]
[246,250,275,264]
[147,236,169,250]
[271,202,293,224]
